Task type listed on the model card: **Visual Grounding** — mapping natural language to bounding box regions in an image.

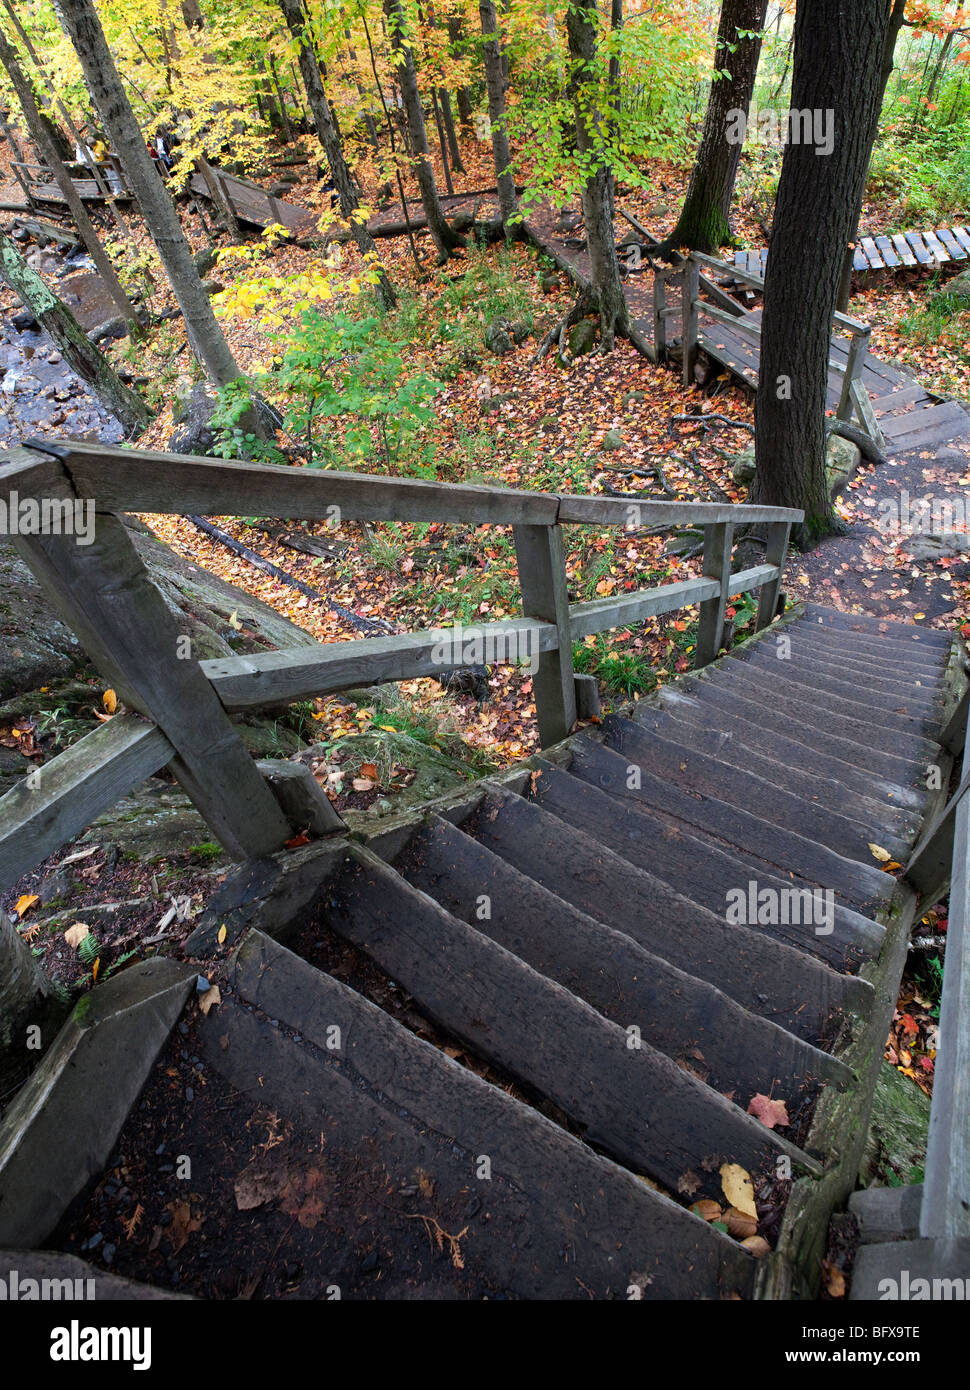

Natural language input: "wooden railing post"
[695,521,732,668]
[682,258,700,389]
[837,325,870,422]
[13,507,291,859]
[653,267,668,363]
[513,523,576,748]
[755,521,791,631]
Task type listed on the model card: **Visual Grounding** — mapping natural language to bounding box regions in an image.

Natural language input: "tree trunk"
[662,0,768,254]
[277,0,396,309]
[0,231,152,436]
[448,15,474,129]
[751,0,892,541]
[431,88,455,195]
[479,0,518,232]
[181,0,204,28]
[54,0,245,389]
[565,0,627,351]
[0,27,139,332]
[383,0,463,261]
[836,0,909,312]
[439,89,466,174]
[0,910,54,1052]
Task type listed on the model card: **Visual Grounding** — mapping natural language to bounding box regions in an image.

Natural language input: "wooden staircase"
[173,600,961,1298]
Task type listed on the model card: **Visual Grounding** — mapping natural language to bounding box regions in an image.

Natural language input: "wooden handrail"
[904,692,970,1240]
[10,440,805,527]
[0,439,800,884]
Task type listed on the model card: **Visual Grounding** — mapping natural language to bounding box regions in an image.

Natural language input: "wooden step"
[466,783,873,1038]
[207,929,755,1298]
[784,620,950,681]
[601,714,912,865]
[629,701,922,846]
[676,677,930,790]
[697,664,939,764]
[396,813,850,1102]
[716,654,941,739]
[528,758,884,971]
[871,383,931,413]
[798,603,954,655]
[323,845,817,1195]
[654,684,927,813]
[757,629,946,702]
[881,401,970,451]
[725,643,943,727]
[567,736,894,918]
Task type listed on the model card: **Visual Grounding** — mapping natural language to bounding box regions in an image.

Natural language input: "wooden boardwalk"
[729,225,970,280]
[526,205,970,455]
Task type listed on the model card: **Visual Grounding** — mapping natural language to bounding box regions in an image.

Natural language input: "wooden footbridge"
[527,205,970,458]
[0,438,968,1298]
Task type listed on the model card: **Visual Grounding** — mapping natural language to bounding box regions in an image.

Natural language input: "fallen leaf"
[741,1235,771,1256]
[691,1199,722,1222]
[747,1093,790,1130]
[720,1163,757,1219]
[64,922,91,949]
[228,610,243,630]
[199,984,221,1015]
[167,1200,202,1252]
[724,1206,758,1239]
[359,762,379,779]
[868,843,892,863]
[352,776,376,791]
[102,689,117,714]
[217,924,227,945]
[823,1260,847,1297]
[14,893,39,918]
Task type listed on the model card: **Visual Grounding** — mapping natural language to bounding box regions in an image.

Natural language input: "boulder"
[484,316,514,355]
[933,268,970,309]
[731,448,757,488]
[169,381,218,457]
[601,428,624,451]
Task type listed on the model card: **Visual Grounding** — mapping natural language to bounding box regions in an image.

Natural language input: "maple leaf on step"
[747,1093,790,1129]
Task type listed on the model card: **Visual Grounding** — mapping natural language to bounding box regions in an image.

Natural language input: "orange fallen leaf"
[14,893,39,918]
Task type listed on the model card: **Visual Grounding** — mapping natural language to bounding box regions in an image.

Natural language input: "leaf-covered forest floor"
[2,133,966,1106]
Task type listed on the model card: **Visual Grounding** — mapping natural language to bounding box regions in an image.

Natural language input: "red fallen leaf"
[899,1013,919,1037]
[747,1093,790,1130]
[920,1056,934,1073]
[284,834,311,849]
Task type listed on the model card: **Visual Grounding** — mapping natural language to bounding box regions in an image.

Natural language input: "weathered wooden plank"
[850,1237,970,1299]
[730,641,942,723]
[904,773,969,911]
[853,244,868,271]
[952,226,970,254]
[329,841,817,1192]
[874,235,900,267]
[568,567,777,642]
[513,524,576,746]
[936,227,967,261]
[849,1184,923,1245]
[469,782,870,1036]
[255,759,345,835]
[891,232,918,267]
[905,230,932,264]
[399,813,850,1100]
[698,301,762,341]
[861,236,885,269]
[568,736,894,916]
[922,229,950,264]
[756,522,790,630]
[921,778,970,1239]
[46,440,562,527]
[0,716,172,890]
[602,713,912,865]
[219,928,756,1299]
[0,444,68,503]
[557,493,803,526]
[799,601,954,653]
[204,619,557,710]
[529,758,884,972]
[695,522,732,668]
[13,510,291,859]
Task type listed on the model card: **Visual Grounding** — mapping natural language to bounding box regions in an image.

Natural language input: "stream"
[0,239,127,452]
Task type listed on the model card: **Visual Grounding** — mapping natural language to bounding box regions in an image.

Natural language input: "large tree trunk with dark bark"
[383,0,463,262]
[54,0,245,389]
[479,0,518,233]
[751,0,892,541]
[566,0,627,351]
[0,232,151,436]
[662,0,768,254]
[0,27,139,332]
[836,0,908,312]
[278,0,396,309]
